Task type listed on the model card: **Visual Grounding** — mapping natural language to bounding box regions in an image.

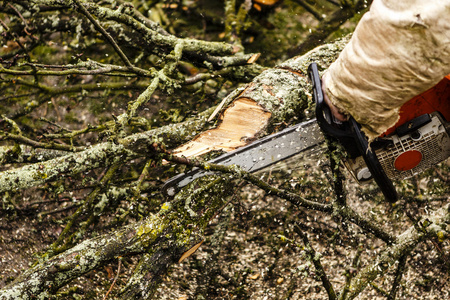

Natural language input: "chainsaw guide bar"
[162,119,325,196]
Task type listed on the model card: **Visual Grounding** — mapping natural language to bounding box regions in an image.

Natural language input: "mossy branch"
[0,131,84,152]
[63,0,235,56]
[0,161,234,299]
[342,203,450,300]
[386,254,408,300]
[0,206,194,299]
[0,107,215,194]
[72,0,134,69]
[48,163,122,256]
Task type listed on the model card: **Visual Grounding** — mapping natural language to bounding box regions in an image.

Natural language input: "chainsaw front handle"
[308,63,353,140]
[308,62,398,202]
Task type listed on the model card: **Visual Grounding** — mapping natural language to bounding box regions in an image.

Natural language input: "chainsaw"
[163,63,450,201]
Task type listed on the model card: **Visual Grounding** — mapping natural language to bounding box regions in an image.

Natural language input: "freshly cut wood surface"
[253,0,280,5]
[173,98,271,157]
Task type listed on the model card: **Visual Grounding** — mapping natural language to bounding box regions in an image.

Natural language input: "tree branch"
[294,223,337,300]
[343,203,450,300]
[72,0,134,69]
[387,254,408,300]
[0,106,216,194]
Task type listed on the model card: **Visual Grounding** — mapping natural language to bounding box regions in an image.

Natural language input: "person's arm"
[323,0,450,140]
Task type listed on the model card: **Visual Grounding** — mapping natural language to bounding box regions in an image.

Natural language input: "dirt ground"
[1,153,449,299]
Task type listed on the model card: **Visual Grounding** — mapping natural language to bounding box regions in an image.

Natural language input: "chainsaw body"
[348,112,450,182]
[348,76,450,183]
[308,63,450,201]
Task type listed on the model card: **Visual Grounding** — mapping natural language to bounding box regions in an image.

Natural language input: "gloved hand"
[321,73,347,122]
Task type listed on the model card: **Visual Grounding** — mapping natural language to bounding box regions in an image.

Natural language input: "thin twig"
[0,18,31,61]
[291,0,324,20]
[133,159,153,197]
[294,223,337,300]
[6,3,34,36]
[38,203,81,217]
[324,0,340,6]
[103,258,122,300]
[339,244,363,300]
[370,283,389,297]
[50,163,121,255]
[289,0,372,56]
[0,131,83,152]
[433,166,450,183]
[387,254,407,300]
[72,0,133,69]
[327,141,347,206]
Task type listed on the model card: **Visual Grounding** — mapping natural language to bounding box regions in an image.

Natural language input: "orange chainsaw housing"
[382,75,450,136]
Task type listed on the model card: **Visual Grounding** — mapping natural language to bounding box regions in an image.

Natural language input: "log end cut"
[172,98,271,158]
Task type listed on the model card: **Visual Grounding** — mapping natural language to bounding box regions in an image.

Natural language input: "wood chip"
[253,3,262,11]
[247,53,261,64]
[254,0,280,5]
[178,240,204,263]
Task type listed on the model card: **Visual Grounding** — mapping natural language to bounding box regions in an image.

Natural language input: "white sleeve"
[323,0,450,139]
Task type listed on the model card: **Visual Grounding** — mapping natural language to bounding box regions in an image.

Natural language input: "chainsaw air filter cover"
[376,113,450,181]
[345,113,450,184]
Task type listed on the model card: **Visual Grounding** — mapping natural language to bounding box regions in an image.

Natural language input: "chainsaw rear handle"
[308,63,398,202]
[349,118,398,202]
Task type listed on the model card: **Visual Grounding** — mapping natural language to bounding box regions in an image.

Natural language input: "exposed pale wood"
[178,240,205,263]
[254,0,280,6]
[173,98,271,157]
[171,37,351,159]
[247,53,261,64]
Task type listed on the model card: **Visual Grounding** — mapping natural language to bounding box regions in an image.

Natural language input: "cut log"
[172,37,351,159]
